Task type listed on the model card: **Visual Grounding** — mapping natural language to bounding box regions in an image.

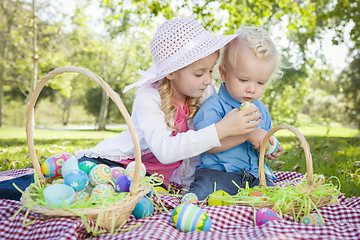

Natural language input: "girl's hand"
[247,128,268,150]
[215,107,261,140]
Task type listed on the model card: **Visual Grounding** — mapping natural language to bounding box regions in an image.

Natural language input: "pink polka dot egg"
[111,167,126,183]
[255,208,282,226]
[41,153,75,178]
[89,164,112,186]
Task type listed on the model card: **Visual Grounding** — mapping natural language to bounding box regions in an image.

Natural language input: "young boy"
[189,26,284,200]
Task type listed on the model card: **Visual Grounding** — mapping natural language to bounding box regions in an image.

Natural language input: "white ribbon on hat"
[123,30,212,93]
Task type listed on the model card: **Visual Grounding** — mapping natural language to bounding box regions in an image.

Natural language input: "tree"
[340,55,360,129]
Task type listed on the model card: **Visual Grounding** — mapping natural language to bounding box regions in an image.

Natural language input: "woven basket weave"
[236,124,334,215]
[20,67,151,230]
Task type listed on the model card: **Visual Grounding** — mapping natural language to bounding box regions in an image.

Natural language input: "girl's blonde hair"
[158,78,200,130]
[221,25,283,80]
[158,49,220,130]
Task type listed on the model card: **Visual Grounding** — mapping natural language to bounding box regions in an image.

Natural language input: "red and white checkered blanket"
[1,169,359,240]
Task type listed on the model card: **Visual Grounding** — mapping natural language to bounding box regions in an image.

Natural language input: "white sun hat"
[123,18,237,93]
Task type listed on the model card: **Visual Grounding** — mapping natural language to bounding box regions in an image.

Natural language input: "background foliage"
[0,0,359,129]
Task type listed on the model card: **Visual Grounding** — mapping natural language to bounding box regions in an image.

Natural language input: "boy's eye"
[258,82,266,85]
[240,79,247,83]
[195,73,203,77]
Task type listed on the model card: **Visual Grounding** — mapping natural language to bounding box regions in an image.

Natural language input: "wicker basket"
[20,67,151,230]
[235,124,335,215]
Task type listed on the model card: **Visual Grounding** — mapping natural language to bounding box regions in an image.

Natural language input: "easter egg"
[111,167,126,183]
[255,208,282,226]
[115,175,133,192]
[61,157,79,177]
[91,184,115,200]
[172,203,212,232]
[154,186,167,195]
[89,164,112,186]
[265,136,279,155]
[208,190,232,206]
[44,184,75,207]
[132,196,154,219]
[78,161,97,176]
[125,161,146,179]
[249,191,268,201]
[52,178,65,184]
[64,169,89,191]
[41,153,75,178]
[240,102,259,122]
[301,213,325,226]
[181,193,199,204]
[74,191,91,202]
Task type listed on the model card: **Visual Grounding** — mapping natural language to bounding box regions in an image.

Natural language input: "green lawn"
[1,125,359,197]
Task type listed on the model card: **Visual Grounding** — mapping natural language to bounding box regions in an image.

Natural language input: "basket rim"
[25,66,143,195]
[258,124,314,187]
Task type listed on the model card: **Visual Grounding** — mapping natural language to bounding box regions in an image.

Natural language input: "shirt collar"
[218,82,242,108]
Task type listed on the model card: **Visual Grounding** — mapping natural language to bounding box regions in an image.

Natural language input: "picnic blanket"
[1,169,359,240]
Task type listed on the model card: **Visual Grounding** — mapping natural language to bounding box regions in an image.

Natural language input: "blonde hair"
[221,25,283,80]
[158,78,201,130]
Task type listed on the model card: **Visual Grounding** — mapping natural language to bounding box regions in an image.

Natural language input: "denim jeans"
[189,168,275,200]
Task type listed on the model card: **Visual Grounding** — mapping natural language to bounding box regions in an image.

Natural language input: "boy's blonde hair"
[221,25,283,80]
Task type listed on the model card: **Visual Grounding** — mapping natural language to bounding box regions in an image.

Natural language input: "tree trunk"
[61,97,71,126]
[28,0,38,132]
[98,88,109,131]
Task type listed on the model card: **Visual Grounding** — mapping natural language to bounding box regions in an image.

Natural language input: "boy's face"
[219,41,275,103]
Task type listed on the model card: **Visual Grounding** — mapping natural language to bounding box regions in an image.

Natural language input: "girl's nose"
[204,74,212,85]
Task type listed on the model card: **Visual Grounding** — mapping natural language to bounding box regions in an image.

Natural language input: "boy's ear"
[219,64,226,81]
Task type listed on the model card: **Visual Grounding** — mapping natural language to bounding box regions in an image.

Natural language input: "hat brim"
[141,34,238,87]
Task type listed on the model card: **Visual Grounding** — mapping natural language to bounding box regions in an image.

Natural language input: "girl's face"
[166,52,219,105]
[219,41,275,103]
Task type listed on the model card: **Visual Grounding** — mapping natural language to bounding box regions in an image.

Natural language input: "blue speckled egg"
[172,203,212,232]
[132,196,154,219]
[41,153,75,178]
[64,169,89,191]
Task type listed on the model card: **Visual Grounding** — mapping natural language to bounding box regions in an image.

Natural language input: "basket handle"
[258,124,313,187]
[26,67,142,196]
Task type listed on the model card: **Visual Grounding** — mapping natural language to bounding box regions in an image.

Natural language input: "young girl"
[0,18,262,200]
[74,18,262,189]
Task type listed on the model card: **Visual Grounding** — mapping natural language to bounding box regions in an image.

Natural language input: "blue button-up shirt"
[193,83,272,179]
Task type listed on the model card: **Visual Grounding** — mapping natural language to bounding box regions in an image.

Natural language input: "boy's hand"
[265,143,284,160]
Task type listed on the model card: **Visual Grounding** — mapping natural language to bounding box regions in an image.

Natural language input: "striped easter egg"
[171,203,212,232]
